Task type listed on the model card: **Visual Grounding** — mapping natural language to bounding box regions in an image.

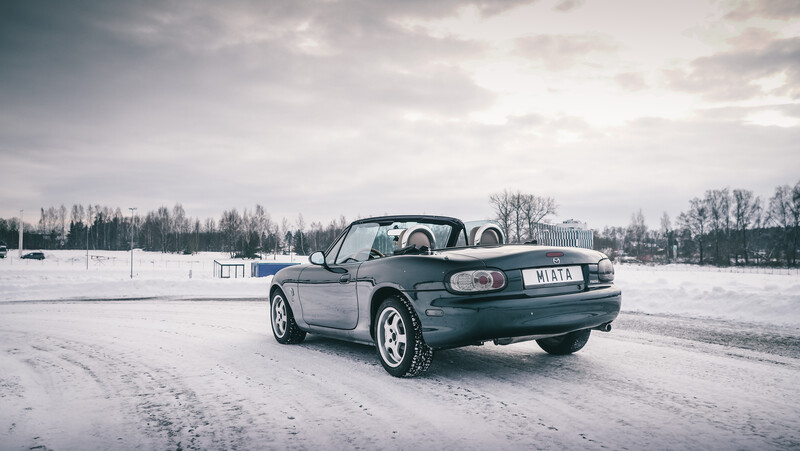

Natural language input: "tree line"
[2,181,798,266]
[592,181,800,267]
[0,203,347,258]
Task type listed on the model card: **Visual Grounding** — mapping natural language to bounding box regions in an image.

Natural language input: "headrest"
[399,225,436,249]
[469,224,505,246]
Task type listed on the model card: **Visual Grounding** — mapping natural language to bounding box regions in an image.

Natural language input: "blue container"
[251,262,301,277]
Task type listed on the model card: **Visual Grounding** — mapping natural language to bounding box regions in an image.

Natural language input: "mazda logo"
[553,257,560,264]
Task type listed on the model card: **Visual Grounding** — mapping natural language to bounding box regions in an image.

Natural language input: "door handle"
[339,274,351,284]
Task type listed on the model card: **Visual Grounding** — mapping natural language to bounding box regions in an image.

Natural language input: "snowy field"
[2,250,798,325]
[1,250,799,449]
[0,250,306,303]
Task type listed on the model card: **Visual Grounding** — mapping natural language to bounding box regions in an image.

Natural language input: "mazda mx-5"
[269,215,621,377]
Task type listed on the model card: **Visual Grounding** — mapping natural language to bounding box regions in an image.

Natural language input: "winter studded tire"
[375,296,433,377]
[536,329,591,355]
[270,290,306,344]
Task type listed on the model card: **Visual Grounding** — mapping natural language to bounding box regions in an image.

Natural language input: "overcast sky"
[1,0,798,229]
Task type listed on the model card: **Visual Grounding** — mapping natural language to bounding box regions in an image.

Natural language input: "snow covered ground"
[2,250,798,325]
[1,251,799,449]
[0,250,304,303]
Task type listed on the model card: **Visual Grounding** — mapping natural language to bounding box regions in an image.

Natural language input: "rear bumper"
[413,285,622,349]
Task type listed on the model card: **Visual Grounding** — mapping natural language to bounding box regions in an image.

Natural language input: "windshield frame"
[324,215,467,262]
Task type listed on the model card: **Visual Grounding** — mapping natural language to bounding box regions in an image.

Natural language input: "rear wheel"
[375,296,433,377]
[536,329,591,355]
[270,290,306,344]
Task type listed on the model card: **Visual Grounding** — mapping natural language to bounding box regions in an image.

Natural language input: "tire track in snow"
[2,301,799,450]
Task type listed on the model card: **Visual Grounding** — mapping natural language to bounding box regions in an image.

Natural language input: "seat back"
[469,224,505,246]
[399,225,436,249]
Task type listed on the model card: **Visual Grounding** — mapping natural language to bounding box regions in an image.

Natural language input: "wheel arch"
[369,286,408,340]
[269,283,284,303]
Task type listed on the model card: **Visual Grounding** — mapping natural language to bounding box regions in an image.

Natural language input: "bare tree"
[172,203,188,252]
[242,208,254,255]
[58,204,67,246]
[296,213,306,254]
[510,192,525,243]
[219,209,243,256]
[87,205,96,250]
[678,198,710,264]
[308,221,322,251]
[523,194,557,241]
[253,204,272,257]
[71,204,84,226]
[767,183,799,266]
[732,189,761,265]
[193,219,200,254]
[489,190,514,242]
[705,188,731,266]
[660,212,672,261]
[490,189,556,243]
[792,181,800,267]
[204,217,216,251]
[626,209,648,259]
[156,206,170,253]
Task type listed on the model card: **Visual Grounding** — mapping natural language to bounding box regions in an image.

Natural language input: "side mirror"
[309,251,325,266]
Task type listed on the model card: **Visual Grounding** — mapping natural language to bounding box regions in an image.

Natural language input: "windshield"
[335,223,380,264]
[326,218,465,263]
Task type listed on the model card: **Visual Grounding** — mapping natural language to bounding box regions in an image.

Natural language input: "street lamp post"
[129,207,137,279]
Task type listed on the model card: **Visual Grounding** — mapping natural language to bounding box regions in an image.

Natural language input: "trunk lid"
[441,244,605,270]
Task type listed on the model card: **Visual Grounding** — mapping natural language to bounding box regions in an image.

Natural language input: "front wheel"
[375,296,433,377]
[536,329,591,355]
[270,290,306,344]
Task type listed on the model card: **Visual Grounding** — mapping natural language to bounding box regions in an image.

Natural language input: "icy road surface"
[2,300,798,450]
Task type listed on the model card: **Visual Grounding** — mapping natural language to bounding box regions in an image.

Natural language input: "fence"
[213,260,246,278]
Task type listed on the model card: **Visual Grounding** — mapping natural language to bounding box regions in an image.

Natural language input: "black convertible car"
[269,215,621,377]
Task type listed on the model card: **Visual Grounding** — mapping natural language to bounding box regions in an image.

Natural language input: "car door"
[297,261,361,329]
[297,223,379,330]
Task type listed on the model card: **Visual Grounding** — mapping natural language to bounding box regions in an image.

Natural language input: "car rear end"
[412,245,621,349]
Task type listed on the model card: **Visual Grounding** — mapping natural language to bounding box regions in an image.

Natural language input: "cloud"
[0,0,497,148]
[553,0,585,12]
[614,72,649,91]
[0,0,511,221]
[725,0,800,21]
[665,36,800,101]
[1,0,798,229]
[514,33,618,70]
[726,27,779,50]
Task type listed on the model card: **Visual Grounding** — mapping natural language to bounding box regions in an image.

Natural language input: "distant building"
[555,219,588,230]
[530,219,593,249]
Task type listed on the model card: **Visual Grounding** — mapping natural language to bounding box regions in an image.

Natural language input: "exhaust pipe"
[593,322,612,332]
[494,324,613,346]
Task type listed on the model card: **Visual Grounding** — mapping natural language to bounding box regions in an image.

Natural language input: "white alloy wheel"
[377,306,407,368]
[272,294,287,338]
[270,290,306,344]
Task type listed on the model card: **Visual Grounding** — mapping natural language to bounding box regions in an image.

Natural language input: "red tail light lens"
[449,269,507,293]
[598,258,615,282]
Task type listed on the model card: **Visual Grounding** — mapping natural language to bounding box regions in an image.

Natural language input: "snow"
[2,250,798,326]
[616,263,800,326]
[1,251,799,450]
[0,250,305,303]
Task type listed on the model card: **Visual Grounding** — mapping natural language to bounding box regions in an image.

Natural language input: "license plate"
[522,265,582,287]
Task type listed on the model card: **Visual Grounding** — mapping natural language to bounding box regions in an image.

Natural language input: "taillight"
[598,258,615,282]
[449,269,507,293]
